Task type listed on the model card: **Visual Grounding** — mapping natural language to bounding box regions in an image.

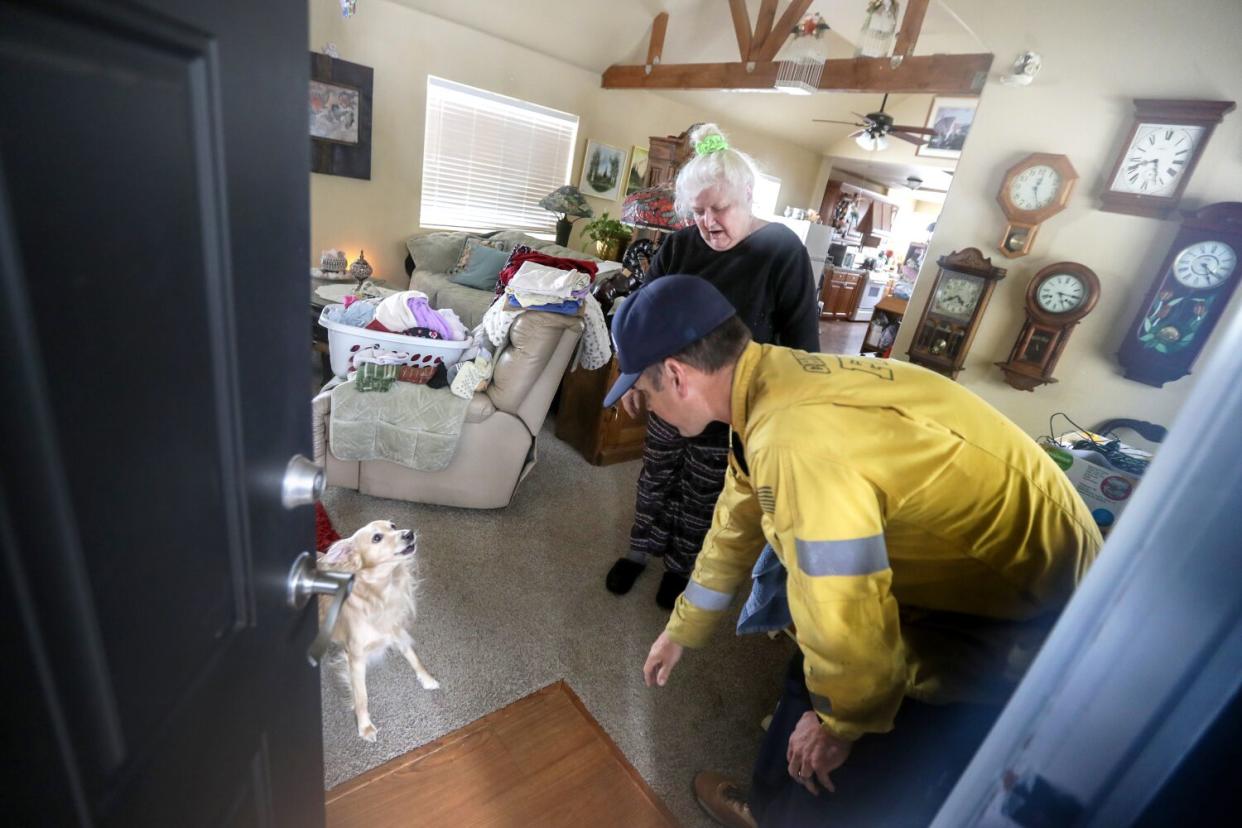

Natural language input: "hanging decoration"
[856,0,899,58]
[340,0,358,18]
[775,12,832,94]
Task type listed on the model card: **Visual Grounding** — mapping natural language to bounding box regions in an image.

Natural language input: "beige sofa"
[315,309,583,508]
[401,229,615,328]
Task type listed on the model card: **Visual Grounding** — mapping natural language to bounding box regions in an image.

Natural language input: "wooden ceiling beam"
[893,0,930,59]
[750,0,778,60]
[727,0,751,61]
[646,12,669,66]
[756,0,814,63]
[602,53,992,95]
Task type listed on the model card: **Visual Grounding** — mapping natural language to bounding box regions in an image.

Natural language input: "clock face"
[1172,240,1236,289]
[931,273,984,320]
[1110,123,1205,196]
[1008,165,1063,211]
[1035,272,1087,313]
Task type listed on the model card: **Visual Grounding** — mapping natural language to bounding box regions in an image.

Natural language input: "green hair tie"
[694,135,729,156]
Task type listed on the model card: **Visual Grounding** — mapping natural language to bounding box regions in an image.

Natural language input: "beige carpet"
[319,420,796,827]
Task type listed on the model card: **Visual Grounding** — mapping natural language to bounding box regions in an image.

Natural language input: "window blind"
[421,76,579,234]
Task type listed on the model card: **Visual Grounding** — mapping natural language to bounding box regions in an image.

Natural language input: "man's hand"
[786,711,853,795]
[620,388,644,419]
[643,631,684,687]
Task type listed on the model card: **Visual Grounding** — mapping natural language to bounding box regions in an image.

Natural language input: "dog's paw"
[419,675,441,691]
[358,720,378,742]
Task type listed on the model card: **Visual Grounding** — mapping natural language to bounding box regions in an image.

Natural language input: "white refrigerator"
[767,216,833,302]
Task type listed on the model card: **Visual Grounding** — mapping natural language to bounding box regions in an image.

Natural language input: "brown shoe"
[693,771,758,828]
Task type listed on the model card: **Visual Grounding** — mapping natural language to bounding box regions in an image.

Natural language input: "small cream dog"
[318,519,439,741]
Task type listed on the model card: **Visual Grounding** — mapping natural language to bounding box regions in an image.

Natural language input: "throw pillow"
[406,231,470,274]
[449,240,510,291]
[449,237,508,273]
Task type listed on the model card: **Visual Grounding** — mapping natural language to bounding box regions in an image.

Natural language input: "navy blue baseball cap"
[603,274,738,408]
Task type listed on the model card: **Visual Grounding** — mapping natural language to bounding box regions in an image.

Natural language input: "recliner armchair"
[314,310,583,509]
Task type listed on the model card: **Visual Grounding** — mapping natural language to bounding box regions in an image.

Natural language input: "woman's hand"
[620,388,644,418]
[786,711,853,795]
[643,631,684,687]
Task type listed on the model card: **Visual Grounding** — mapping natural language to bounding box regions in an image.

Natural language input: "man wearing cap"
[608,275,1102,826]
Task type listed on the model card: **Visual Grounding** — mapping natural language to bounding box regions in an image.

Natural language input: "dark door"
[0,1,320,825]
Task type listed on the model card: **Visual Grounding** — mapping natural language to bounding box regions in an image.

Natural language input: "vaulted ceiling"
[386,0,979,168]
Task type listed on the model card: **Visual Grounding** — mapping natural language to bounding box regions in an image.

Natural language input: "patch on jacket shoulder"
[791,353,831,374]
[757,486,776,514]
[836,356,893,381]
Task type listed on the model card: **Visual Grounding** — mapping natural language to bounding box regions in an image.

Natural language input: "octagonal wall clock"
[996,153,1078,258]
[1118,202,1242,386]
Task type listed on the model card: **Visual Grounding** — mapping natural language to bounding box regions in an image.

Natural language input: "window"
[752,173,782,216]
[421,76,579,233]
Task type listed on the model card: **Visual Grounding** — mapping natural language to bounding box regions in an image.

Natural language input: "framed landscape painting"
[623,146,649,196]
[916,96,977,160]
[579,140,627,201]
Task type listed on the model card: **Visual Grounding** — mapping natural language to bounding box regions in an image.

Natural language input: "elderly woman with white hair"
[606,123,820,608]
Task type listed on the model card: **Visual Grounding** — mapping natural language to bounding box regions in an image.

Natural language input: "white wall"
[886,0,1242,437]
[308,0,823,281]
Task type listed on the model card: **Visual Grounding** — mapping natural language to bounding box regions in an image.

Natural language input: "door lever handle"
[286,551,353,666]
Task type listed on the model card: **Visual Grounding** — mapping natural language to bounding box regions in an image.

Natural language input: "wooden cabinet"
[858,200,899,247]
[819,267,864,320]
[555,356,647,465]
[646,131,691,188]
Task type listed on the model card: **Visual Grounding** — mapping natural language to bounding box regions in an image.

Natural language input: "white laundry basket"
[318,305,471,378]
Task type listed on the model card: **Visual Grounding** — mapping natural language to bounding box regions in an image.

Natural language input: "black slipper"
[606,558,646,595]
[656,571,690,610]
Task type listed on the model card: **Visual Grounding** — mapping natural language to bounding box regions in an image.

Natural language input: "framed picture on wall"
[622,146,649,196]
[916,96,977,160]
[579,140,627,201]
[310,52,373,180]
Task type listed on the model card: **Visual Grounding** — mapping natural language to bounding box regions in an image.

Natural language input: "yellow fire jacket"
[666,343,1103,741]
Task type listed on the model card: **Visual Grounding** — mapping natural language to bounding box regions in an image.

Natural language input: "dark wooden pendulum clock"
[907,248,1008,379]
[1118,202,1242,386]
[997,262,1101,391]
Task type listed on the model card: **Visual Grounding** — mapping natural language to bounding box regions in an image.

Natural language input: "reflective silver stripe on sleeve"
[683,580,734,612]
[795,535,889,577]
[810,692,832,716]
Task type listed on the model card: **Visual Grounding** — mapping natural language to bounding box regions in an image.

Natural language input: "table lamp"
[620,184,690,233]
[539,185,593,246]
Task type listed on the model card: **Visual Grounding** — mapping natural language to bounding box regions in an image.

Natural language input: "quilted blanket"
[329,380,470,471]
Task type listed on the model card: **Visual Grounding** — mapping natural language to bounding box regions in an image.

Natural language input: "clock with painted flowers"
[1100,99,1234,219]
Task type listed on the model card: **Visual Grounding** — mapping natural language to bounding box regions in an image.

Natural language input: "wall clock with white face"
[995,153,1078,259]
[1171,240,1236,290]
[997,262,1101,391]
[1100,99,1235,219]
[907,248,1008,380]
[1119,203,1242,386]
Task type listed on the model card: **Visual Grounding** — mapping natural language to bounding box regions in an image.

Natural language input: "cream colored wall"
[889,0,1242,437]
[308,0,823,282]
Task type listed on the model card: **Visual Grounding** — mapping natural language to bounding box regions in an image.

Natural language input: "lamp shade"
[621,185,690,231]
[539,185,593,219]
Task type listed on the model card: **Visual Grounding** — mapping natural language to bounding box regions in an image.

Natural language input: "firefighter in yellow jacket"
[603,275,1103,828]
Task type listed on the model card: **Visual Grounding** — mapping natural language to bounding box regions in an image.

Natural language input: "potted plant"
[582,212,632,261]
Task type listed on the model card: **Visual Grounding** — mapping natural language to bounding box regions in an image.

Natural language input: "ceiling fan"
[813,94,938,151]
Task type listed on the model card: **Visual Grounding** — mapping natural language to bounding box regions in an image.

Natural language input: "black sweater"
[647,223,820,351]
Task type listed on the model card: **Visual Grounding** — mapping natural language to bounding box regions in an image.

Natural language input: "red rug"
[316,501,341,552]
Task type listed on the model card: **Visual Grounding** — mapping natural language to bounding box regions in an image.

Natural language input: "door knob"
[282,454,324,509]
[286,551,353,666]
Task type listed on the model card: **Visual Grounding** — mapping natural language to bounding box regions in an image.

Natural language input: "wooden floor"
[819,318,869,355]
[325,682,678,828]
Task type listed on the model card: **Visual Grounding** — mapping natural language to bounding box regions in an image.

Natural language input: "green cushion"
[449,240,509,290]
[406,231,470,274]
